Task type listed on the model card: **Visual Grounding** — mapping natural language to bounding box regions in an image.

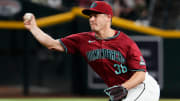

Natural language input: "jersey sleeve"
[59,34,81,54]
[126,42,147,72]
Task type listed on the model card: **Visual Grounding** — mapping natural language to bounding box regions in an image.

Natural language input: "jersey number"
[114,64,127,75]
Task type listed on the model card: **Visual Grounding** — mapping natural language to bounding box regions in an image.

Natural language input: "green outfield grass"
[0,98,180,101]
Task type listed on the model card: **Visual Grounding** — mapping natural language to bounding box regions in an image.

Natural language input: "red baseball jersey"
[59,31,146,87]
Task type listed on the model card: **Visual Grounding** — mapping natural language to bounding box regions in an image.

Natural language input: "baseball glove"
[104,85,128,101]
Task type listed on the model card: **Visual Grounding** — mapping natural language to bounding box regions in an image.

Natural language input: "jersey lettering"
[86,49,125,63]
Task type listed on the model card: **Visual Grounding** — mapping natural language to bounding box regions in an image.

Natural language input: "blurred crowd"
[1,0,180,28]
[28,0,180,29]
[73,0,150,26]
[48,0,151,26]
[77,0,149,22]
[113,0,150,26]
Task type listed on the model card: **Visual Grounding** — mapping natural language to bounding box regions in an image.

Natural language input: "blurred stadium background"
[0,0,180,100]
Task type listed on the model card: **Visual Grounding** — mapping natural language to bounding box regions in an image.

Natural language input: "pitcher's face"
[89,13,110,32]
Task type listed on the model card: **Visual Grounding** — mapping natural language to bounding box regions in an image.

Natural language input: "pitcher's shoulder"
[119,32,135,43]
[76,31,95,38]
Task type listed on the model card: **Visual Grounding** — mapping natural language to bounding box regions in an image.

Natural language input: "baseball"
[24,13,33,21]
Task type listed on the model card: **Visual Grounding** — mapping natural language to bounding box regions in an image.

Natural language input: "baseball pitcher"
[23,1,160,101]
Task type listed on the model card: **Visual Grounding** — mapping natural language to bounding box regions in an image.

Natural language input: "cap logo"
[90,2,97,8]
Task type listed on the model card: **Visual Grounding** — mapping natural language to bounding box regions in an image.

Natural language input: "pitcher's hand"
[23,13,37,30]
